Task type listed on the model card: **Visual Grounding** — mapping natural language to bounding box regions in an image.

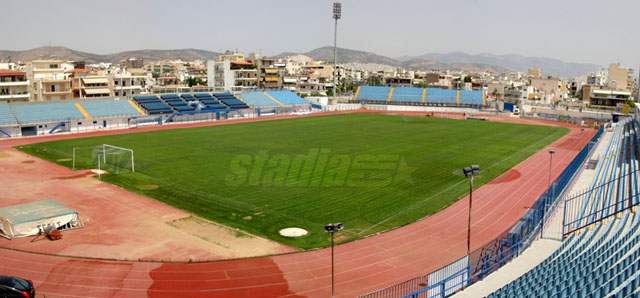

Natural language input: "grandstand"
[354,86,485,106]
[450,117,640,298]
[12,102,85,124]
[79,100,143,118]
[0,104,17,125]
[489,212,639,298]
[237,92,281,107]
[355,86,392,102]
[390,87,424,102]
[265,91,308,105]
[132,95,174,114]
[213,93,250,109]
[194,93,228,110]
[160,94,196,112]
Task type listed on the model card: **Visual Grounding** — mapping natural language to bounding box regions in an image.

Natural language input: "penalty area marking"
[279,227,308,237]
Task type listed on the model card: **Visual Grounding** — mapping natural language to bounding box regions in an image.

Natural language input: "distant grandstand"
[353,86,485,106]
[0,91,311,138]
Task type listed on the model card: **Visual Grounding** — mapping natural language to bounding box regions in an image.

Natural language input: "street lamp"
[325,222,344,298]
[462,165,479,255]
[580,127,585,148]
[332,2,341,105]
[542,150,555,237]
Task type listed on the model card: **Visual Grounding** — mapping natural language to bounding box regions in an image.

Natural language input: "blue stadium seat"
[425,88,457,104]
[79,100,141,118]
[238,92,280,107]
[355,86,391,101]
[265,91,308,105]
[213,93,249,109]
[0,104,17,125]
[390,87,423,102]
[12,102,85,123]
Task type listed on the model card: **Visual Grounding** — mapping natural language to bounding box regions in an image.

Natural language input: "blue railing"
[357,126,604,298]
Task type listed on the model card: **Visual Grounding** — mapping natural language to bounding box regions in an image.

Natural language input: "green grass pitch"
[17,114,568,249]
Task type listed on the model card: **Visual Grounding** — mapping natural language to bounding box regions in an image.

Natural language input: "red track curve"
[0,111,593,297]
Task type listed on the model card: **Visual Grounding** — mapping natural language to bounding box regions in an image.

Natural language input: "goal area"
[72,144,135,173]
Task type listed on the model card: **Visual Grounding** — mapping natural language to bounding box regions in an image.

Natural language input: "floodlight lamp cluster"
[463,165,480,178]
[325,222,344,233]
[333,2,341,19]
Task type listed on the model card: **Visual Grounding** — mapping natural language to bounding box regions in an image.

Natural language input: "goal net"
[73,144,135,173]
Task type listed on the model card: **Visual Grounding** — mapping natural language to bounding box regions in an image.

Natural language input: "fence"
[357,126,604,298]
[563,169,640,235]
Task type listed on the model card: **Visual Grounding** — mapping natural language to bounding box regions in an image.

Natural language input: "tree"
[185,77,205,87]
[464,76,472,83]
[366,76,382,86]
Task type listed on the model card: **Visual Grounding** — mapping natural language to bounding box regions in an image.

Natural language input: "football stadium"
[2,81,638,297]
[2,2,640,298]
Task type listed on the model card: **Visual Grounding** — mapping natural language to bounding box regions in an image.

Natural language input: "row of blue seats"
[488,117,640,298]
[576,118,639,226]
[1,100,142,125]
[214,93,249,109]
[160,94,196,112]
[265,91,308,105]
[0,104,17,125]
[238,92,280,107]
[194,93,228,110]
[132,95,173,114]
[356,86,484,105]
[490,211,640,298]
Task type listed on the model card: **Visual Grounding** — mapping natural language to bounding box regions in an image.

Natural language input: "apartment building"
[207,53,258,92]
[528,67,541,79]
[109,70,146,99]
[26,60,72,101]
[0,69,30,102]
[583,84,631,107]
[67,69,111,99]
[608,63,634,91]
[254,56,281,89]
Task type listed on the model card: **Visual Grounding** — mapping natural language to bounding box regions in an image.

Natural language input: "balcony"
[43,89,71,95]
[0,80,29,87]
[42,77,70,83]
[0,93,29,101]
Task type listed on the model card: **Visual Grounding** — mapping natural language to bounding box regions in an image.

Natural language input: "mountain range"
[0,46,222,65]
[0,46,598,78]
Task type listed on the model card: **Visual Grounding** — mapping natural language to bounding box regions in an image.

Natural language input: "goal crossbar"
[101,144,135,172]
[72,144,135,172]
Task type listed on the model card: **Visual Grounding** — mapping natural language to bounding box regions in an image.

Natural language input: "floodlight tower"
[332,2,341,105]
[463,165,480,255]
[325,222,344,298]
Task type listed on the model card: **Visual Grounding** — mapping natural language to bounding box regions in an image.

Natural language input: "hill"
[274,47,512,73]
[403,52,598,78]
[0,46,221,64]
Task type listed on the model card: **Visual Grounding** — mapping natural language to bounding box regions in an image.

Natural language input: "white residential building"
[0,69,30,102]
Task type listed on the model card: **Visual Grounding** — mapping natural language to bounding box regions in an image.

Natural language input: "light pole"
[462,165,479,255]
[547,150,555,191]
[542,150,555,237]
[325,222,344,298]
[332,2,341,105]
[580,127,584,148]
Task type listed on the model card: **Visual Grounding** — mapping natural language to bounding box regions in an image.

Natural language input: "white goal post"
[72,144,135,173]
[99,144,135,172]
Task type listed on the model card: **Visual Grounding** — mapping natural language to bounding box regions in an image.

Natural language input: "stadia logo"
[224,148,415,187]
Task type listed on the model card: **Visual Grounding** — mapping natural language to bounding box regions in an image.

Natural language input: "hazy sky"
[2,0,639,68]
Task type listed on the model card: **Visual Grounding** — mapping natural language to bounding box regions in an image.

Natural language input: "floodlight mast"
[463,165,479,256]
[325,222,344,298]
[332,2,341,105]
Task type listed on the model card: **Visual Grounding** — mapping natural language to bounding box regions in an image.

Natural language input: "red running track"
[0,112,593,297]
